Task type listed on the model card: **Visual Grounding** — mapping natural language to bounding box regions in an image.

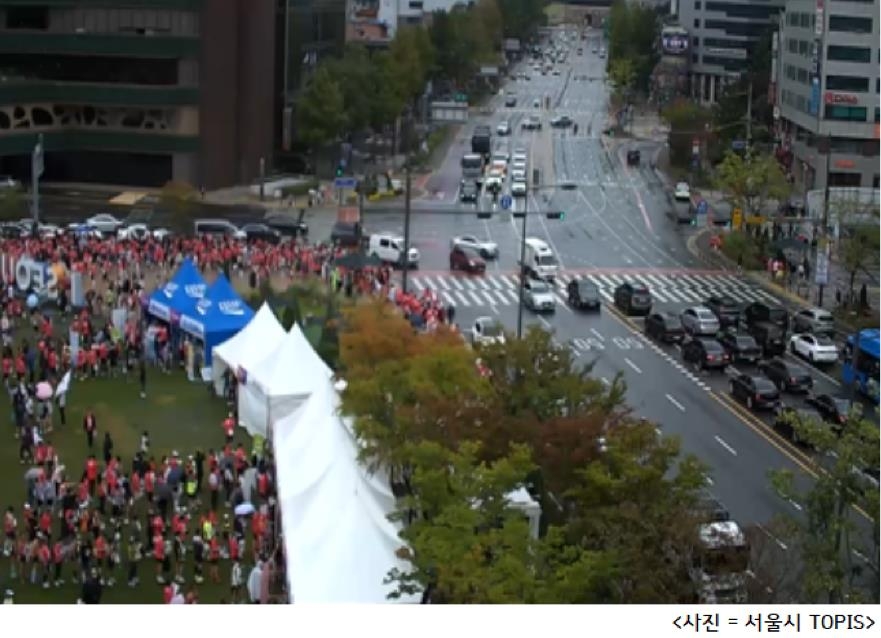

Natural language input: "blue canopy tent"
[146,258,208,323]
[179,273,254,366]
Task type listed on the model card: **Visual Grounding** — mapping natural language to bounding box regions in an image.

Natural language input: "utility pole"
[516,178,530,340]
[401,167,412,295]
[31,133,43,229]
[745,81,753,148]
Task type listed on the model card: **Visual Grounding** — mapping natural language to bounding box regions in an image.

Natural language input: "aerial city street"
[0,0,877,611]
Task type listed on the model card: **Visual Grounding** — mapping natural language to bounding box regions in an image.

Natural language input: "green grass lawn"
[0,366,249,603]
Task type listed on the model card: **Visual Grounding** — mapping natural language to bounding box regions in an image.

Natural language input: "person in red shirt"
[144,469,155,503]
[85,455,98,495]
[94,534,107,583]
[222,413,235,445]
[38,510,51,538]
[52,539,64,587]
[153,532,165,584]
[38,540,52,589]
[208,535,220,584]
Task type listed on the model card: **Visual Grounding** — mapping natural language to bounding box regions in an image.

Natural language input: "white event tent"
[237,323,334,437]
[274,378,419,603]
[211,303,286,396]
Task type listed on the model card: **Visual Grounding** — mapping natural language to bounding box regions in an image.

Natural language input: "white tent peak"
[211,302,286,393]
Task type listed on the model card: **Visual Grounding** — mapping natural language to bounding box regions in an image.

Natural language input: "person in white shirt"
[247,560,263,604]
[230,560,243,603]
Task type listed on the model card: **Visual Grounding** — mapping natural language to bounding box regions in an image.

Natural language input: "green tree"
[497,0,546,42]
[608,57,636,102]
[297,64,348,154]
[327,45,381,134]
[714,151,791,217]
[607,0,658,91]
[387,25,434,104]
[770,410,880,603]
[370,52,407,130]
[838,226,880,305]
[0,186,25,220]
[662,99,712,168]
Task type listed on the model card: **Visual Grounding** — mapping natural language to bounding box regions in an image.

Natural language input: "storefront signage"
[662,33,689,55]
[705,47,746,60]
[824,92,858,105]
[833,159,856,169]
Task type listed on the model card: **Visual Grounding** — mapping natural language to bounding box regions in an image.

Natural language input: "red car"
[449,245,486,273]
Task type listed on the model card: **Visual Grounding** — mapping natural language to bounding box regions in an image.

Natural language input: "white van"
[522,237,558,281]
[368,233,420,268]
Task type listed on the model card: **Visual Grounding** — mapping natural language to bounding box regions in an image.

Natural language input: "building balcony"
[0,31,200,59]
[0,80,199,107]
[0,129,198,155]
[346,21,390,47]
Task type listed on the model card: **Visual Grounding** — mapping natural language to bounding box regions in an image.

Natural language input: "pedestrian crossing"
[406,271,781,309]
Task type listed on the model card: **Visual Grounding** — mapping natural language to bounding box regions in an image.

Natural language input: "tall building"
[774,0,879,189]
[346,0,466,46]
[0,1,276,189]
[677,0,784,103]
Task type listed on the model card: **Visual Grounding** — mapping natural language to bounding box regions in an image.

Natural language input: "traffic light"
[476,211,492,220]
[335,162,345,177]
[546,211,566,220]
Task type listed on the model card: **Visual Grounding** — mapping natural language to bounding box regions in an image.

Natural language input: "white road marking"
[624,357,642,374]
[705,476,714,486]
[714,435,738,456]
[666,394,686,411]
[538,315,552,329]
[590,328,605,341]
[756,523,789,551]
[600,377,610,386]
[788,499,803,512]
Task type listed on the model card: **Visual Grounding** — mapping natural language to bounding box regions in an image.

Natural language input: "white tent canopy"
[274,377,418,603]
[211,303,285,395]
[238,323,333,437]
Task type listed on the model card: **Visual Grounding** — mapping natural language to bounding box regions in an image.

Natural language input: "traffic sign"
[696,200,709,215]
[731,140,747,150]
[500,194,513,210]
[333,177,358,189]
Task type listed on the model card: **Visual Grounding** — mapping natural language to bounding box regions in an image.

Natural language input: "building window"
[876,107,880,123]
[704,20,768,37]
[695,1,701,8]
[408,1,423,8]
[798,40,809,56]
[800,13,810,28]
[828,15,873,33]
[704,2,777,19]
[824,105,867,121]
[5,6,49,30]
[694,19,700,28]
[692,53,699,63]
[827,45,871,63]
[693,37,700,46]
[825,75,869,92]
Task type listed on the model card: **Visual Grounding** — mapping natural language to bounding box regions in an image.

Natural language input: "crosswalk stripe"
[661,287,687,303]
[599,288,614,303]
[464,278,478,290]
[586,274,603,288]
[475,278,491,290]
[411,277,425,291]
[724,288,750,303]
[449,277,464,291]
[481,291,497,305]
[606,273,625,286]
[644,274,666,289]
[554,292,568,307]
[496,289,514,304]
[502,275,518,288]
[440,291,456,306]
[651,288,670,304]
[453,290,470,306]
[468,291,484,305]
[678,274,702,289]
[432,276,450,291]
[597,274,616,288]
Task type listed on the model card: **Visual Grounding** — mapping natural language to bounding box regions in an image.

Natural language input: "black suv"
[614,282,652,316]
[265,210,308,238]
[742,301,789,332]
[704,295,741,329]
[757,358,813,393]
[241,223,281,244]
[747,321,786,357]
[645,312,685,343]
[682,337,729,370]
[729,374,780,411]
[567,279,601,311]
[717,332,762,364]
[460,180,479,203]
[330,221,364,247]
[805,394,853,426]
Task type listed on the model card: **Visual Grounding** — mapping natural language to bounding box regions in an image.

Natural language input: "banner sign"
[180,314,205,339]
[0,254,68,299]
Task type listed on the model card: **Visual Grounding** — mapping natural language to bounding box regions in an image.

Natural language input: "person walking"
[83,410,97,450]
[230,559,243,603]
[247,560,263,604]
[102,432,114,466]
[56,392,66,428]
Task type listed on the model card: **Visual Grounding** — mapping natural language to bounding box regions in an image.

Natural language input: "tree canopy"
[713,151,791,217]
[607,0,659,92]
[338,301,717,603]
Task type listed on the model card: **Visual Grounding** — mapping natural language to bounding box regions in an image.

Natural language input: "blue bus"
[842,328,880,404]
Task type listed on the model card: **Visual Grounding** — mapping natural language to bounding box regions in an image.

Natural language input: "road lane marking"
[755,523,789,551]
[600,377,610,386]
[714,435,738,456]
[788,499,803,512]
[538,315,552,329]
[666,394,686,412]
[705,476,714,486]
[624,357,642,374]
[590,327,605,341]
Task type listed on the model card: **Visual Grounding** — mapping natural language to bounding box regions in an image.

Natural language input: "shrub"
[720,230,764,270]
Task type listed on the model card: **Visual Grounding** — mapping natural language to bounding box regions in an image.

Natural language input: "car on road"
[645,312,685,343]
[742,301,789,332]
[484,172,504,192]
[773,406,826,445]
[368,233,419,269]
[729,374,780,411]
[511,179,528,197]
[682,337,730,371]
[524,278,556,313]
[614,281,652,316]
[496,121,511,136]
[757,357,813,393]
[459,180,479,203]
[512,150,528,165]
[792,308,835,335]
[552,68,561,76]
[194,219,246,240]
[789,333,839,363]
[264,210,308,238]
[680,306,721,336]
[504,94,517,107]
[0,222,27,239]
[598,49,606,58]
[241,223,282,244]
[805,394,853,426]
[522,116,542,131]
[472,316,506,346]
[704,295,742,329]
[86,213,125,233]
[591,46,598,53]
[717,332,762,364]
[550,115,573,128]
[117,223,171,241]
[674,182,691,202]
[511,167,527,182]
[449,245,486,273]
[567,278,601,311]
[626,149,641,166]
[451,235,498,259]
[330,221,364,247]
[748,321,787,357]
[533,97,541,107]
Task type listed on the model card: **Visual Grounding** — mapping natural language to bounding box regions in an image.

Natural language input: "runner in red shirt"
[85,456,99,495]
[153,533,165,583]
[38,541,51,588]
[208,535,220,584]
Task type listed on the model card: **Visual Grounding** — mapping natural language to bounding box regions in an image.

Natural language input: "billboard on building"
[661,27,689,56]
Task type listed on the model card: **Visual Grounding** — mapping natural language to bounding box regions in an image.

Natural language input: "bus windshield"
[843,329,880,403]
[461,155,482,170]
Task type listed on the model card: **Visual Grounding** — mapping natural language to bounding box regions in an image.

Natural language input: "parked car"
[330,221,363,247]
[550,115,573,128]
[85,213,125,234]
[792,308,835,335]
[645,312,685,343]
[504,94,517,107]
[614,281,652,316]
[773,406,826,445]
[747,321,787,357]
[0,175,20,189]
[757,358,813,393]
[459,180,479,203]
[264,210,308,238]
[241,223,281,244]
[451,235,498,259]
[567,278,601,311]
[449,245,486,273]
[806,394,853,426]
[704,295,742,329]
[789,333,839,363]
[742,301,789,332]
[472,316,506,346]
[626,149,640,166]
[717,332,762,364]
[496,121,511,136]
[680,306,721,336]
[674,182,691,201]
[524,278,556,313]
[522,116,542,130]
[682,338,730,371]
[117,223,171,241]
[729,374,780,411]
[194,219,246,239]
